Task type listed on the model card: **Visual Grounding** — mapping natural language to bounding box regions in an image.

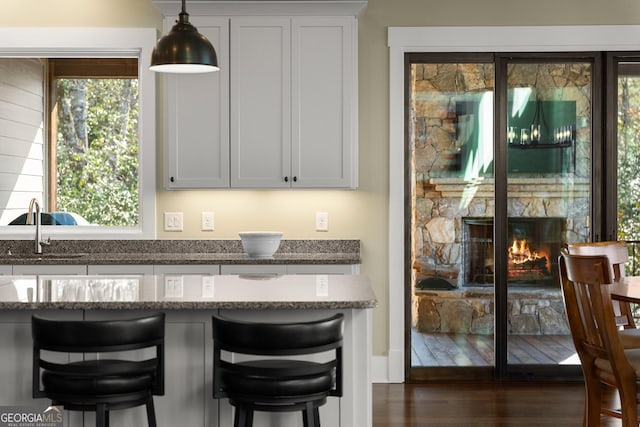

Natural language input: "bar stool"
[212,313,343,427]
[31,313,165,427]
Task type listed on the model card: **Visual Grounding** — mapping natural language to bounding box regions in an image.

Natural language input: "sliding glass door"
[502,58,594,375]
[408,53,600,380]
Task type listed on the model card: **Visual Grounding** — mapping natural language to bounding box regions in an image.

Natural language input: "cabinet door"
[87,264,154,275]
[165,17,230,188]
[286,264,358,274]
[153,264,220,275]
[230,17,291,188]
[292,17,358,188]
[12,264,87,275]
[220,264,287,275]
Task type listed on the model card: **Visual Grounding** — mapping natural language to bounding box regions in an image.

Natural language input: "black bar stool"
[31,313,165,427]
[212,313,343,427]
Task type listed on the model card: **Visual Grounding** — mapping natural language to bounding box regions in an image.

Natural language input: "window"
[49,58,139,227]
[0,27,156,239]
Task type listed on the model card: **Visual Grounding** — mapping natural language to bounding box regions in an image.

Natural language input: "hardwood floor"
[373,382,622,426]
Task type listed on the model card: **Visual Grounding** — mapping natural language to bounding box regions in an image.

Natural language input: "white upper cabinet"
[230,17,292,188]
[163,14,358,189]
[164,17,230,188]
[292,17,357,188]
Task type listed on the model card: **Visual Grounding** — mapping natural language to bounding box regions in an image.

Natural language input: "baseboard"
[372,351,405,383]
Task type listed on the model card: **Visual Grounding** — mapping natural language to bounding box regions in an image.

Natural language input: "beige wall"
[5,0,640,358]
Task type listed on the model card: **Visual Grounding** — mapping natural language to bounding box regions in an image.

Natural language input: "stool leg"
[234,407,246,427]
[96,403,107,427]
[302,402,320,427]
[146,397,157,427]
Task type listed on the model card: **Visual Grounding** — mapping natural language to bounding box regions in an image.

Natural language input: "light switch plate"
[164,212,183,231]
[164,276,183,298]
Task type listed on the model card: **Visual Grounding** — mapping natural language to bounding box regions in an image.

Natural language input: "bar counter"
[0,273,376,427]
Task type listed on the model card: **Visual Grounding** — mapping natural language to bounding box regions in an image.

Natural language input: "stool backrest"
[212,313,344,400]
[212,313,344,355]
[32,313,165,397]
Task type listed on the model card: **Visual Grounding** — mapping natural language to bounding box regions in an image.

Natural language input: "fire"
[509,239,540,264]
[508,239,550,273]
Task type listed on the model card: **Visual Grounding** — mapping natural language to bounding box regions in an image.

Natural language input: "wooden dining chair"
[559,250,640,426]
[566,241,637,329]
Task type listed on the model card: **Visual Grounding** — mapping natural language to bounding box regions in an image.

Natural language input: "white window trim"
[0,27,156,240]
[386,25,640,383]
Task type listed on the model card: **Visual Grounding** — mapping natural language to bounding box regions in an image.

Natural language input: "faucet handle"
[41,237,51,246]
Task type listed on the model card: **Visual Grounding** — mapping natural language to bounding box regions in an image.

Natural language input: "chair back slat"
[566,241,634,328]
[559,251,635,384]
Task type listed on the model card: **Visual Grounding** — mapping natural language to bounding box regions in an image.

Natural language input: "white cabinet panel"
[286,264,358,274]
[154,264,220,275]
[12,264,87,275]
[87,264,154,275]
[292,17,357,188]
[230,17,291,188]
[165,17,230,188]
[220,264,287,275]
[0,265,12,275]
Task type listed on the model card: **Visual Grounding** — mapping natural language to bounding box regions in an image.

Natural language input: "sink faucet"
[26,198,50,254]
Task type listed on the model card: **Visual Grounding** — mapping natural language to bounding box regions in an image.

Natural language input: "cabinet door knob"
[284,176,289,182]
[170,176,175,183]
[293,176,298,182]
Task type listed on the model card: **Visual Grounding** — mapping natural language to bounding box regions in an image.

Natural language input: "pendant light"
[150,0,219,73]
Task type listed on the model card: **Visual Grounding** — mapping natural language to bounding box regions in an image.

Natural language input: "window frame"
[0,27,156,240]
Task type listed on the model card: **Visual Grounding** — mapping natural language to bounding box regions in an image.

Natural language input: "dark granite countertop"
[0,274,377,310]
[0,239,360,265]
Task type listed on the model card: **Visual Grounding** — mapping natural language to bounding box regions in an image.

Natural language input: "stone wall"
[413,288,570,335]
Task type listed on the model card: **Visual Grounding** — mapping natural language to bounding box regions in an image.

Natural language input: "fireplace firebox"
[462,217,565,287]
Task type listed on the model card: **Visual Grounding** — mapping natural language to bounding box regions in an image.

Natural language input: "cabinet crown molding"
[152,0,367,16]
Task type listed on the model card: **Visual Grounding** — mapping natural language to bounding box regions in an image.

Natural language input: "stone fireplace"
[412,177,588,335]
[462,216,565,287]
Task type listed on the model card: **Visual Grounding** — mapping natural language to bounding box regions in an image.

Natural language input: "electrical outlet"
[201,276,215,298]
[164,276,183,298]
[316,275,329,296]
[201,212,214,231]
[164,212,183,231]
[316,212,329,232]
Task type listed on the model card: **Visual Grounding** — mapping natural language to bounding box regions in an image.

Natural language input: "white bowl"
[239,232,283,258]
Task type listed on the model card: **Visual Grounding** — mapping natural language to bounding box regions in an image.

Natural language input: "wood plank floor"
[373,382,622,426]
[412,329,578,366]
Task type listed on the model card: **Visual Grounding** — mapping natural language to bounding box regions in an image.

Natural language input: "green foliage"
[617,77,640,242]
[56,79,139,227]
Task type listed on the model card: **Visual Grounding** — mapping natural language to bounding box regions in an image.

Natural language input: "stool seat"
[42,360,156,396]
[223,359,334,398]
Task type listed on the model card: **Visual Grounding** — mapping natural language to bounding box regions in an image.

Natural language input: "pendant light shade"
[150,0,219,73]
